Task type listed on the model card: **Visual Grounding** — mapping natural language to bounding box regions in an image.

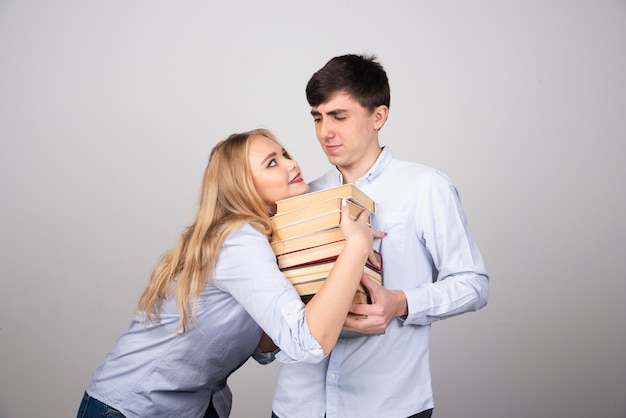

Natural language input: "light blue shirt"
[86,223,323,418]
[272,147,489,418]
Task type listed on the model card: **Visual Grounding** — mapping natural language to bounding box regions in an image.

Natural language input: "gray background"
[1,1,625,417]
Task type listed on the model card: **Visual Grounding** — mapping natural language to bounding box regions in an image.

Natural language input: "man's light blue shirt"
[272,147,489,418]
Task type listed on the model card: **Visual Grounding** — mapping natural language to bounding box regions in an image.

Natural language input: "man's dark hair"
[305,54,390,111]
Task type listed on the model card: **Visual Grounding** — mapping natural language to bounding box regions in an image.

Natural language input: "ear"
[372,105,389,130]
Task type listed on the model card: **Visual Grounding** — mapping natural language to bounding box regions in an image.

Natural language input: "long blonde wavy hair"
[138,128,286,333]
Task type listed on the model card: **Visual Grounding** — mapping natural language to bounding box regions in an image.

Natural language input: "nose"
[319,119,334,140]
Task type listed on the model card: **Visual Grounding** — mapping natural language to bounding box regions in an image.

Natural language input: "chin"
[297,183,310,195]
[326,155,343,166]
[289,183,309,197]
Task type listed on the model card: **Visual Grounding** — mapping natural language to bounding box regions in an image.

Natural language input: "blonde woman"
[77,129,383,418]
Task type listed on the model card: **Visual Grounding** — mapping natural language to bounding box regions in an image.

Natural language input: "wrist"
[391,290,408,317]
[342,238,371,260]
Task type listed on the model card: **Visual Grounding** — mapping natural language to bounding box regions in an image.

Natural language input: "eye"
[267,158,277,168]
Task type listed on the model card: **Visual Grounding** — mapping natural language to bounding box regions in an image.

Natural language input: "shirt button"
[328,373,336,380]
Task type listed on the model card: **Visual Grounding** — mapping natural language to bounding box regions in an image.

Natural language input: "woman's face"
[248,134,309,212]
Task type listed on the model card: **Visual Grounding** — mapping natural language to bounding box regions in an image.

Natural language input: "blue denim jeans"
[77,391,219,418]
[77,392,126,417]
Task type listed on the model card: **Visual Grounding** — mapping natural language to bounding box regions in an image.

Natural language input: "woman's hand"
[339,199,386,266]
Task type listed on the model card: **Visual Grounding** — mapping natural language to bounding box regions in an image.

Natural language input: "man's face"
[310,91,387,179]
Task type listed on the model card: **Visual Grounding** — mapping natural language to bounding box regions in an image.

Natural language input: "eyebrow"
[260,148,286,166]
[260,151,278,165]
[310,108,348,117]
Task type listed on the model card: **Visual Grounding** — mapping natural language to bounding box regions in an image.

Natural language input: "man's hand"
[343,274,408,334]
[258,332,278,353]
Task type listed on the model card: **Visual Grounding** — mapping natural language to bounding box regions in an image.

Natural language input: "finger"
[344,314,367,329]
[342,317,361,332]
[370,228,387,239]
[367,251,380,268]
[349,301,371,316]
[356,208,371,223]
[360,273,381,301]
[339,199,353,227]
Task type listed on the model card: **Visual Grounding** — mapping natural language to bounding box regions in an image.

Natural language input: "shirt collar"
[333,146,395,185]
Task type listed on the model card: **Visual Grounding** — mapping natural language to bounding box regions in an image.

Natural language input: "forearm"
[403,273,489,326]
[305,241,369,353]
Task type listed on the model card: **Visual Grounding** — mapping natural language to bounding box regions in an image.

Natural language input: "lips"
[289,173,303,184]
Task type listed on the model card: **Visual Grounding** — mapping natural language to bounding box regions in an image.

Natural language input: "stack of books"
[270,184,383,310]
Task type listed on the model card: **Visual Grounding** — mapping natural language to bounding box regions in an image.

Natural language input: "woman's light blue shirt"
[87,223,323,418]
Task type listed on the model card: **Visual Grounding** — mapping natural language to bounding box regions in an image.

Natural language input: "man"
[271,54,489,418]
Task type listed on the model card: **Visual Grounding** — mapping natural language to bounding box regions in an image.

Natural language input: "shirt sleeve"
[211,224,325,363]
[402,171,490,326]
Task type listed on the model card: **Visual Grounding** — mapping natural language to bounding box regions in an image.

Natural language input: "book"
[297,281,370,305]
[271,198,367,242]
[283,253,382,287]
[282,253,382,282]
[276,239,346,269]
[275,183,376,215]
[288,255,382,320]
[271,227,346,256]
[269,184,382,320]
[300,287,370,319]
[283,263,382,293]
[271,197,368,229]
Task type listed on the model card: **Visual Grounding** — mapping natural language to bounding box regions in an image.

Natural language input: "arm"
[344,172,489,334]
[212,202,382,361]
[345,272,488,333]
[303,201,382,353]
